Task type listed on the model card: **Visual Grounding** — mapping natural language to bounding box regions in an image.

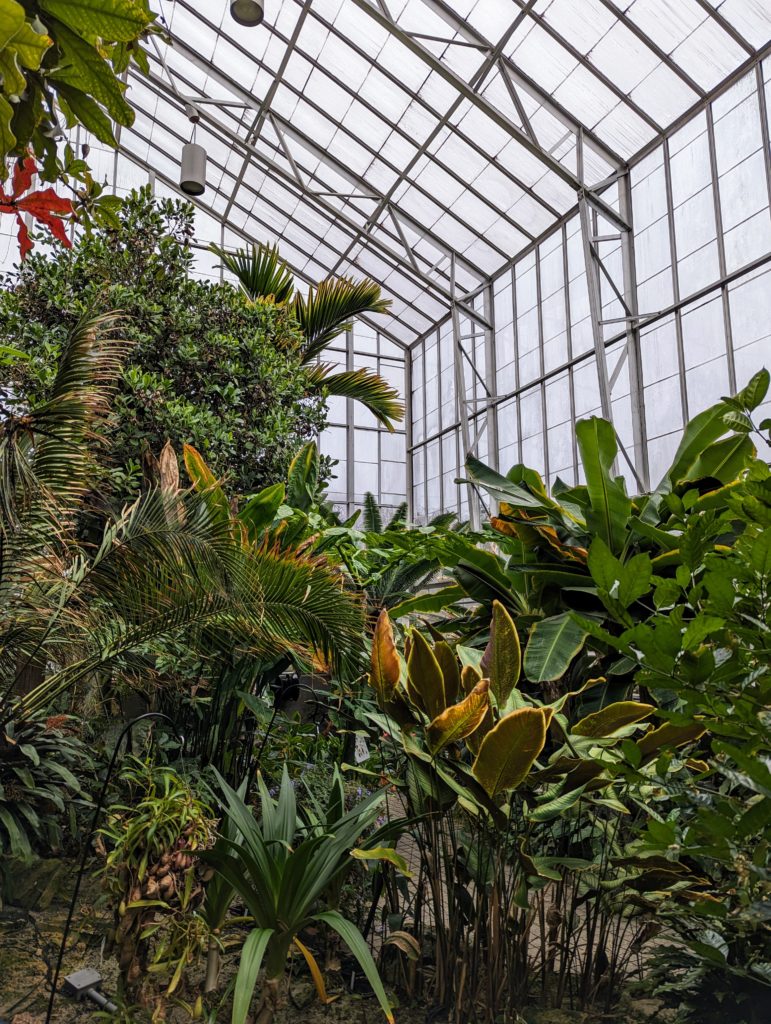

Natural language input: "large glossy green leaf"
[232,928,274,1024]
[472,707,551,797]
[575,417,631,554]
[47,19,134,124]
[389,585,465,618]
[658,400,732,491]
[524,613,588,683]
[687,433,755,484]
[55,82,116,145]
[39,0,151,42]
[0,0,25,49]
[464,454,547,510]
[239,483,285,538]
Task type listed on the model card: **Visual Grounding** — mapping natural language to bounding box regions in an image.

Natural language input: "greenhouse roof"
[123,0,771,346]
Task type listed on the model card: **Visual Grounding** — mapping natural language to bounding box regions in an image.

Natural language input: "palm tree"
[211,243,405,431]
[0,314,364,727]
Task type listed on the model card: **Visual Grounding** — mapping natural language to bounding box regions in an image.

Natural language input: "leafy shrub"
[0,187,327,501]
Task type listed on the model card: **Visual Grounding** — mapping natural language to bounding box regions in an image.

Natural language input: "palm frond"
[210,243,295,305]
[362,492,383,534]
[293,278,390,361]
[308,364,404,432]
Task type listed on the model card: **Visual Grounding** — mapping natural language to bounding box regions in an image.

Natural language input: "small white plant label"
[354,735,370,763]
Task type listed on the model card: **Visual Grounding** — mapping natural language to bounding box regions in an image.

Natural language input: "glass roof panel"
[115,0,770,346]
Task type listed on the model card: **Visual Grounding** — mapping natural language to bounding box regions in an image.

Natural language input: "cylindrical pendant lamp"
[230,0,264,26]
[180,142,206,196]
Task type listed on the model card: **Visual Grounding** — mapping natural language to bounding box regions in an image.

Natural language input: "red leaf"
[12,156,37,199]
[16,217,32,260]
[16,188,74,218]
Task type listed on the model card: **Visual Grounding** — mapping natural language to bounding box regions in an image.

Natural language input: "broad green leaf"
[314,911,394,1023]
[0,0,25,50]
[239,482,285,538]
[0,48,25,96]
[7,18,50,69]
[0,93,16,158]
[529,785,587,822]
[480,599,521,705]
[39,0,153,42]
[389,584,465,618]
[406,629,445,719]
[659,400,731,491]
[750,531,771,575]
[736,367,769,411]
[573,701,655,738]
[232,928,274,1024]
[351,846,412,878]
[286,441,318,510]
[426,679,490,753]
[369,610,400,706]
[587,536,622,593]
[687,433,754,484]
[575,417,631,553]
[46,19,134,125]
[524,612,588,683]
[464,453,546,510]
[618,553,653,608]
[472,707,551,797]
[55,81,116,145]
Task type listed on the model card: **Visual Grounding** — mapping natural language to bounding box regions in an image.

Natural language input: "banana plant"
[199,767,399,1024]
[212,242,404,431]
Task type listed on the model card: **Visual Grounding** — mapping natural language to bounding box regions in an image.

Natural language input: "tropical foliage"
[213,242,404,431]
[0,0,154,179]
[0,189,328,500]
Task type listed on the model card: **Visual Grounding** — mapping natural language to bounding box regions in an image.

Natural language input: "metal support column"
[451,256,481,530]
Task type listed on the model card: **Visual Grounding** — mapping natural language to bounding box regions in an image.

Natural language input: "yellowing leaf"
[384,930,421,961]
[183,443,228,520]
[460,663,482,694]
[294,937,338,1005]
[369,610,400,706]
[406,629,445,719]
[433,640,460,706]
[573,701,655,738]
[481,600,521,705]
[637,720,706,759]
[351,846,412,878]
[426,680,490,754]
[472,707,550,798]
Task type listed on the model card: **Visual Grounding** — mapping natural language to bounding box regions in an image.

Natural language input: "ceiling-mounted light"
[180,142,206,196]
[230,0,264,26]
[180,104,206,196]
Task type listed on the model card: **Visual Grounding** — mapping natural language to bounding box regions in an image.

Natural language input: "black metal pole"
[45,712,183,1024]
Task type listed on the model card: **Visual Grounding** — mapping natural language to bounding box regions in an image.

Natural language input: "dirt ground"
[0,857,671,1024]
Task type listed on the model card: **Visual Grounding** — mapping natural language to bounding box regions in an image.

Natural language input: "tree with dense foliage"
[214,242,404,431]
[0,188,328,500]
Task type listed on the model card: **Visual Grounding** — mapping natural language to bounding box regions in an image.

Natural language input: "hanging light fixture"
[179,103,206,196]
[230,0,264,26]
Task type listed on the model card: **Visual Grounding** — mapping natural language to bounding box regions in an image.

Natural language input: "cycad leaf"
[362,491,383,533]
[369,610,400,706]
[472,707,551,797]
[573,701,655,738]
[427,679,490,753]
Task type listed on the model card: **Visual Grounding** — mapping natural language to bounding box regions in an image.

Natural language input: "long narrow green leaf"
[232,928,274,1024]
[313,911,394,1022]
